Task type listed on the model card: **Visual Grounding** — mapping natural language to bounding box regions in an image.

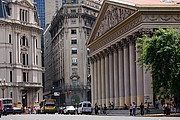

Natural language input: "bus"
[39,99,57,114]
[0,98,14,115]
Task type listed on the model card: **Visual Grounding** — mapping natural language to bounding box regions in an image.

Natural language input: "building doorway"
[71,95,80,106]
[22,90,27,111]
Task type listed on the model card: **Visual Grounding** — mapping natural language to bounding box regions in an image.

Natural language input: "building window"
[71,9,76,13]
[71,38,77,44]
[21,53,28,65]
[72,48,77,54]
[71,18,76,24]
[36,39,38,48]
[36,55,38,65]
[72,68,78,74]
[20,9,28,22]
[72,79,78,86]
[23,71,28,82]
[10,92,13,98]
[10,71,12,82]
[72,58,77,65]
[10,52,12,64]
[21,35,28,46]
[71,29,76,34]
[9,34,11,43]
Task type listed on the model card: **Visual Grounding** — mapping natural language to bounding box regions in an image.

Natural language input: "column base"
[119,97,125,107]
[137,95,144,106]
[124,96,130,106]
[130,96,137,104]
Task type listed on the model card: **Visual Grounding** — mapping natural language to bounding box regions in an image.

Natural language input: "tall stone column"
[100,52,105,105]
[113,45,119,108]
[93,56,98,104]
[108,47,114,104]
[90,57,95,106]
[15,32,19,63]
[136,45,144,106]
[118,42,124,107]
[104,49,110,106]
[97,54,102,105]
[123,40,130,106]
[143,69,153,106]
[129,38,137,104]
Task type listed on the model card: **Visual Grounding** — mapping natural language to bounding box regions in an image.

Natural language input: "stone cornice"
[89,11,180,57]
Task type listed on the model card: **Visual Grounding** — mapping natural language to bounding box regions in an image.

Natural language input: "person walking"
[155,99,159,109]
[129,104,132,116]
[132,102,136,116]
[94,103,98,115]
[140,102,144,116]
[103,104,107,115]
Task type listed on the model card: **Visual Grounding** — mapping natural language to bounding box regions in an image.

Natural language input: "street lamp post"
[0,78,7,98]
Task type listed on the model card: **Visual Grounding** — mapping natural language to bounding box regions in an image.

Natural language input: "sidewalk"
[97,109,180,117]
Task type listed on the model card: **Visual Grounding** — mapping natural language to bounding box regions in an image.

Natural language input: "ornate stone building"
[0,0,43,107]
[87,0,180,108]
[44,0,101,106]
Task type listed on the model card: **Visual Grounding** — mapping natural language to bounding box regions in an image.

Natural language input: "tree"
[137,27,180,102]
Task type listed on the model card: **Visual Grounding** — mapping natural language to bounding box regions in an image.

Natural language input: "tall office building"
[34,0,45,29]
[44,0,101,106]
[44,0,62,26]
[0,0,43,107]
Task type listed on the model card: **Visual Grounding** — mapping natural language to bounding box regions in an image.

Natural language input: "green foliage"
[137,27,180,100]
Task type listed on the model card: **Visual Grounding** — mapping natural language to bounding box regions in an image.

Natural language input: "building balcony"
[1,82,43,88]
[55,85,91,92]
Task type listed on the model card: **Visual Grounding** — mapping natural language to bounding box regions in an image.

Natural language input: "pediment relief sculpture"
[18,0,34,9]
[95,4,136,39]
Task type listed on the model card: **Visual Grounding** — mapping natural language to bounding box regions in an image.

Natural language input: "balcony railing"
[0,82,42,88]
[54,85,91,91]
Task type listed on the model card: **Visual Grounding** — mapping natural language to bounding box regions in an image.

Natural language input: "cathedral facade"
[87,0,180,107]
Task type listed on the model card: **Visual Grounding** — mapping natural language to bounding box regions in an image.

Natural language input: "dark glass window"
[9,34,11,43]
[10,71,12,82]
[71,29,76,34]
[71,39,77,44]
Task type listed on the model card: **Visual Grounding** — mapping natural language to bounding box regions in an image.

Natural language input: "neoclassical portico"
[87,0,180,108]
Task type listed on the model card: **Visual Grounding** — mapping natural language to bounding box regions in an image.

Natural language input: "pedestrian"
[132,102,136,116]
[94,103,98,115]
[145,102,150,114]
[140,102,144,115]
[155,99,159,109]
[171,102,176,113]
[108,101,111,109]
[111,102,114,110]
[129,104,132,116]
[103,104,107,115]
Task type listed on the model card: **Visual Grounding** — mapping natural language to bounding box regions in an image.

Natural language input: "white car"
[63,106,76,114]
[77,101,92,115]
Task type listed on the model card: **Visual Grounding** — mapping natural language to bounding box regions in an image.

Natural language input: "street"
[0,114,179,120]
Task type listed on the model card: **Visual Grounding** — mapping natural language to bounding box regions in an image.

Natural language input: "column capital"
[99,51,105,59]
[103,49,109,57]
[96,53,101,60]
[136,28,154,37]
[108,47,113,55]
[90,57,95,63]
[92,55,98,62]
[111,44,118,52]
[122,38,129,48]
[117,42,123,50]
[128,35,136,46]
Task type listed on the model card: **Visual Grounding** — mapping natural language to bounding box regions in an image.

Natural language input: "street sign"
[54,92,60,96]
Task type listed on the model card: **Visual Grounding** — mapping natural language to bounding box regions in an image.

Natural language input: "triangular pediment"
[18,0,34,8]
[87,0,138,45]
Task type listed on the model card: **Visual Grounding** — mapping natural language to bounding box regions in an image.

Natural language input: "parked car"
[63,106,76,114]
[77,101,92,115]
